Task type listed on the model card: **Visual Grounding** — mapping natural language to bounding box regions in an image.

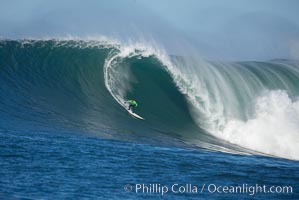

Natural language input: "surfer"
[126,100,138,112]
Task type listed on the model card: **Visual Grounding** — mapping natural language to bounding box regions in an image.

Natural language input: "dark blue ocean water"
[1,128,298,199]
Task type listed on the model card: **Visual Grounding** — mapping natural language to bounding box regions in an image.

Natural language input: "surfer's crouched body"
[126,100,138,111]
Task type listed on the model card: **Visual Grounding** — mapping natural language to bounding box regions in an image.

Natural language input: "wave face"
[0,39,299,160]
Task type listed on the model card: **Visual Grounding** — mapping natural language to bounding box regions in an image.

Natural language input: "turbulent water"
[1,39,299,160]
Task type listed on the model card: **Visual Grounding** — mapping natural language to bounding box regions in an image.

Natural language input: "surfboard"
[127,110,144,120]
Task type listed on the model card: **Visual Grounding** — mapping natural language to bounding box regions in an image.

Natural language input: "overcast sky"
[0,0,298,60]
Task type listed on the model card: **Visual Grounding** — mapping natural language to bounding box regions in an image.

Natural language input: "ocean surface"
[0,39,298,199]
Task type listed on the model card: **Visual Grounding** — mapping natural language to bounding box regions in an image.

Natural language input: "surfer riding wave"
[125,100,138,112]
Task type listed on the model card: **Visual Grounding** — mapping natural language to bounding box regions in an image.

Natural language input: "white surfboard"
[127,110,144,120]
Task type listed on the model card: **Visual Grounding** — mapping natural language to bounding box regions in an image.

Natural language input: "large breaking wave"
[0,39,298,160]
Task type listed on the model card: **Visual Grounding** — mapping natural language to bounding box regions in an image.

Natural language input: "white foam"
[219,90,299,160]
